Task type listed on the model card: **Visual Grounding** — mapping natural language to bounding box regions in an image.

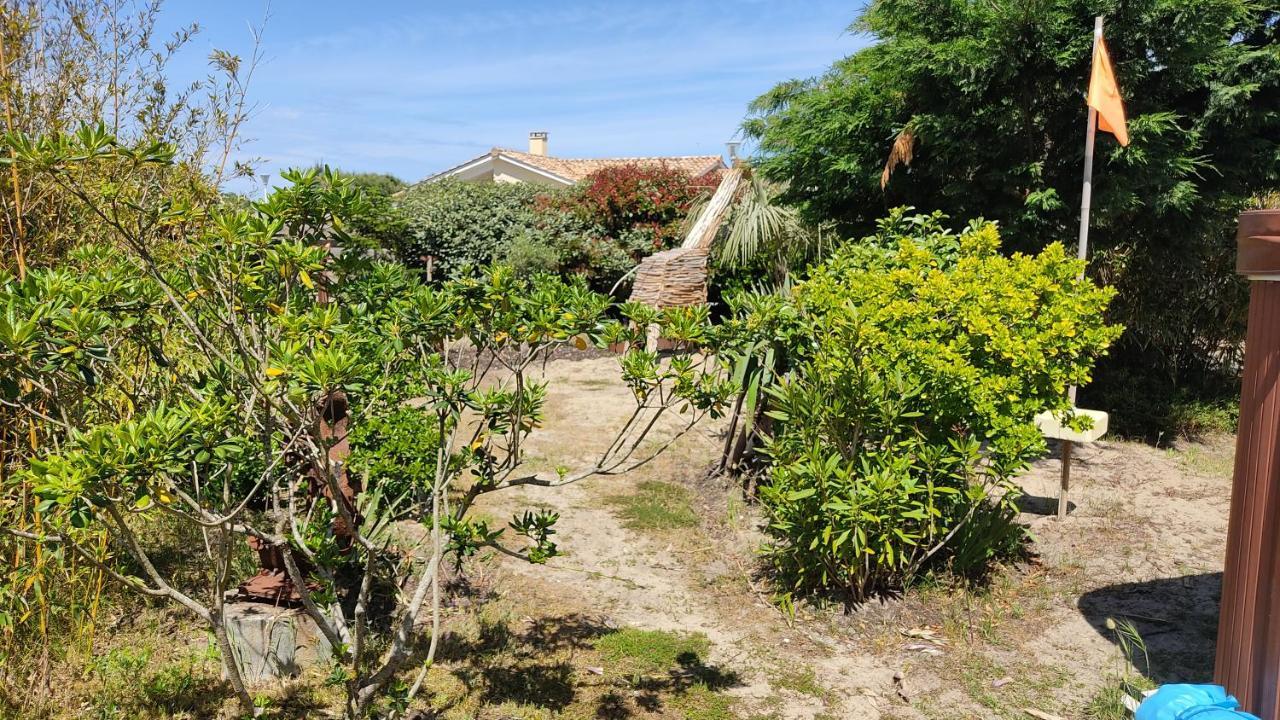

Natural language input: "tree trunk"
[211,611,256,716]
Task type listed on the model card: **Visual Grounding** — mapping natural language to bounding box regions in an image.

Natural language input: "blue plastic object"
[1136,684,1261,720]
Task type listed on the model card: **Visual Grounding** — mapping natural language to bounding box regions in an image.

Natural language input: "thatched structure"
[627,168,741,308]
[628,247,709,308]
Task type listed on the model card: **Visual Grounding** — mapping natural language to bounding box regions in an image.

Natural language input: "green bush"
[395,166,715,292]
[503,235,561,276]
[396,179,545,276]
[734,210,1122,601]
[506,206,623,288]
[347,405,442,506]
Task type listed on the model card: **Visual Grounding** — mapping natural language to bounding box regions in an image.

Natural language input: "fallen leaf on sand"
[901,627,943,642]
[903,643,943,655]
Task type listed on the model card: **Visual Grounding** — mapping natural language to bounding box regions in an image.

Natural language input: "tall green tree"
[745,0,1279,434]
[337,170,407,197]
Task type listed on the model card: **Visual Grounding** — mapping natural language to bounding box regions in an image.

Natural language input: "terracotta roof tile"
[495,148,724,182]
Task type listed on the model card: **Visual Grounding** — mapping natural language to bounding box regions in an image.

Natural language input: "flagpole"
[1077,15,1103,271]
[1059,14,1104,520]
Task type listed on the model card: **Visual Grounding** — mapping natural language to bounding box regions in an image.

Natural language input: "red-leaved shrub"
[570,162,703,246]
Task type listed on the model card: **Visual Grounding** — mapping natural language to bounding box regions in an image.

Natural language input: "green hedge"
[396,179,545,277]
[394,164,711,292]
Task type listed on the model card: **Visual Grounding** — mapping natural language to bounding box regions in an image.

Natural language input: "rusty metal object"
[1215,208,1280,720]
[236,536,317,605]
[315,390,360,548]
[237,390,360,604]
[238,238,363,605]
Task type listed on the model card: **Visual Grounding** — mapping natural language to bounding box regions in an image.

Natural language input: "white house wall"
[491,158,571,187]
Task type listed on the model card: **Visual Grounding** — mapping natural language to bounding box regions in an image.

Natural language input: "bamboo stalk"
[0,26,27,279]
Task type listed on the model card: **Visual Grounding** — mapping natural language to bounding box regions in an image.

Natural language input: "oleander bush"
[723,209,1123,602]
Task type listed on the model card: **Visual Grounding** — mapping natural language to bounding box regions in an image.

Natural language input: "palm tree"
[693,168,819,284]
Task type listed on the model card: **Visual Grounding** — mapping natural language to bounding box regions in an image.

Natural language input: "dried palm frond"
[881,125,917,190]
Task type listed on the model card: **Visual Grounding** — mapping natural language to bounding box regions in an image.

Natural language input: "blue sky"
[157,1,869,192]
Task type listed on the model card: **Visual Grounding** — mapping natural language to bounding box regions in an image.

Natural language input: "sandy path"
[1016,437,1230,686]
[477,356,898,718]
[472,355,1235,718]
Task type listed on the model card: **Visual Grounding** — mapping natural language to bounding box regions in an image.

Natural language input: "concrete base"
[223,602,333,683]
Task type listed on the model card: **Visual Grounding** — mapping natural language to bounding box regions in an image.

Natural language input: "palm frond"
[720,174,806,269]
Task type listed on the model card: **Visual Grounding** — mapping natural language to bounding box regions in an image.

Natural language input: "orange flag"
[1087,36,1129,146]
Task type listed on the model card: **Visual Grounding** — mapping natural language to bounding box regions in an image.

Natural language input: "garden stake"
[1057,441,1071,520]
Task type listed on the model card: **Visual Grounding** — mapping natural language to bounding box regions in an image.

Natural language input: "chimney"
[528,131,548,156]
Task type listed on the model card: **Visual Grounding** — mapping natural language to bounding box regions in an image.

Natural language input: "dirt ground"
[473,354,1235,720]
[13,353,1232,719]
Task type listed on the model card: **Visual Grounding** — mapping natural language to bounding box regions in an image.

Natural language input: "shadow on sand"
[1077,572,1221,683]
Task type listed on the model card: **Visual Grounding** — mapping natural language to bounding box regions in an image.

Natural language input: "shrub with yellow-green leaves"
[741,209,1122,602]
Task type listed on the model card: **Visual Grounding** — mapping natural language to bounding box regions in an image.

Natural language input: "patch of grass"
[594,627,711,676]
[607,480,699,531]
[1168,398,1237,439]
[418,603,740,720]
[475,700,555,720]
[770,666,827,699]
[670,682,737,720]
[905,696,972,720]
[1085,674,1156,720]
[1168,443,1235,479]
[48,638,230,720]
[953,651,1071,719]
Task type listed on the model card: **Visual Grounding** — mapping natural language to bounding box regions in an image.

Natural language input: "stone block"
[223,601,333,683]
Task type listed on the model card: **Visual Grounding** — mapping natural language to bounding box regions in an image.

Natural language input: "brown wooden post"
[1057,440,1072,520]
[1215,208,1280,720]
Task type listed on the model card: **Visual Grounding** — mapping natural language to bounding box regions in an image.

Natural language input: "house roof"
[421,148,725,186]
[492,148,725,182]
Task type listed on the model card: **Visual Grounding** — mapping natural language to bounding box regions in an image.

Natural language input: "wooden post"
[1215,208,1280,720]
[1035,409,1107,519]
[1058,441,1072,520]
